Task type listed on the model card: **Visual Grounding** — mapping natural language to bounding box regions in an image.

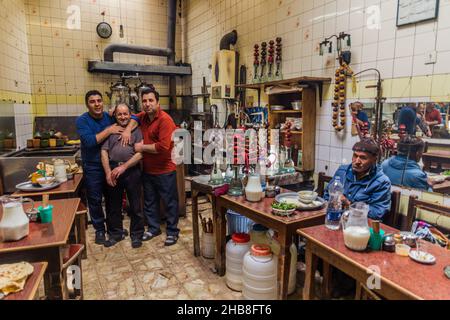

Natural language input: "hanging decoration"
[332,62,353,132]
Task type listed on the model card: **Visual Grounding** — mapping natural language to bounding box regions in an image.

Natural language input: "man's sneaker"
[142,231,162,241]
[164,235,179,246]
[103,235,125,248]
[95,231,106,245]
[131,238,142,248]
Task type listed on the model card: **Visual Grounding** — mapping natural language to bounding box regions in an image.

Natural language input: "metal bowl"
[270,105,285,111]
[291,101,302,110]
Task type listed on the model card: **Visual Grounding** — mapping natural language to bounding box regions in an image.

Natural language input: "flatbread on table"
[0,262,34,297]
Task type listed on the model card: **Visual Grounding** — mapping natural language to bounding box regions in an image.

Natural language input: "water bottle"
[325,176,344,230]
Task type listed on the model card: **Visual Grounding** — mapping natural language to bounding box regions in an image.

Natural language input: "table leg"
[322,261,333,299]
[75,212,88,259]
[42,247,65,300]
[215,202,227,276]
[303,245,318,300]
[191,189,200,257]
[278,231,292,300]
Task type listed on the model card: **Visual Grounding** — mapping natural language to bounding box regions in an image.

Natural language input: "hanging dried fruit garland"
[332,62,353,132]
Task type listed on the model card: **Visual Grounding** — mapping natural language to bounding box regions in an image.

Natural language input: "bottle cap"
[232,233,250,243]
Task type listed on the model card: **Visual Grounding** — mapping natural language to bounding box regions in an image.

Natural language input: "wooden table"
[12,174,87,259]
[3,262,48,300]
[299,222,450,300]
[216,193,326,300]
[0,198,80,300]
[433,179,450,195]
[422,150,450,172]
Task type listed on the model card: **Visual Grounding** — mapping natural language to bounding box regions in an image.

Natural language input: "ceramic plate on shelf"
[408,250,436,265]
[15,181,61,192]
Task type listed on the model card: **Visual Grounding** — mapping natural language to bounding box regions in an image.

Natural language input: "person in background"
[101,103,145,248]
[352,101,371,130]
[382,136,430,191]
[424,102,442,130]
[76,90,138,245]
[397,104,431,137]
[324,138,391,221]
[134,87,180,246]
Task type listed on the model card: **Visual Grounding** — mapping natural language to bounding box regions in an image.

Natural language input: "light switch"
[424,50,437,64]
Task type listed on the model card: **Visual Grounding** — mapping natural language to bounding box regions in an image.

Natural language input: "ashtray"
[26,208,39,222]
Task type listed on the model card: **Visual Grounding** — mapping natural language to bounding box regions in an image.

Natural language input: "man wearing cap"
[382,136,431,191]
[324,138,391,220]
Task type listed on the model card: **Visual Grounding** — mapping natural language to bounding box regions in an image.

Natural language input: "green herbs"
[442,170,450,176]
[271,201,296,210]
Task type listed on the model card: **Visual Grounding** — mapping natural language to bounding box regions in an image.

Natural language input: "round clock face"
[96,22,112,39]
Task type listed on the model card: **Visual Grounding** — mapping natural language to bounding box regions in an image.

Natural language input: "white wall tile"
[319,130,331,145]
[395,36,415,58]
[377,39,395,60]
[393,56,413,77]
[329,146,343,163]
[318,145,330,160]
[436,28,450,52]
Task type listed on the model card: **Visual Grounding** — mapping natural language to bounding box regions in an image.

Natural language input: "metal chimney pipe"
[168,0,177,110]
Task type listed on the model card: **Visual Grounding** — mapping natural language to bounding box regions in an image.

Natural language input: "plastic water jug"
[201,231,215,259]
[242,244,278,300]
[0,196,33,242]
[226,233,251,291]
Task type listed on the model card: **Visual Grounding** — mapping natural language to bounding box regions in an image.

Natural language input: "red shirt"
[425,108,442,124]
[137,109,176,175]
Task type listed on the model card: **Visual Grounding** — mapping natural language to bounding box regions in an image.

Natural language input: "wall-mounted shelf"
[236,76,331,107]
[271,110,302,114]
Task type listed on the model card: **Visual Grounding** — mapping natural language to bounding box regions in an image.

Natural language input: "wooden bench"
[75,202,88,259]
[61,244,85,300]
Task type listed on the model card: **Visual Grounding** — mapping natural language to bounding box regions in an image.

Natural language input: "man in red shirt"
[134,87,179,246]
[425,103,442,126]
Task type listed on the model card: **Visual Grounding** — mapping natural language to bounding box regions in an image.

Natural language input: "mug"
[38,205,53,223]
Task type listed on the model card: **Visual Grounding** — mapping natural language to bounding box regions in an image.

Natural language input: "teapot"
[341,202,371,251]
[0,196,34,242]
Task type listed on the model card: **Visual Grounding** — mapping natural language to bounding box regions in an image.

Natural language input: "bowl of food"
[298,190,318,204]
[36,176,55,187]
[271,202,296,216]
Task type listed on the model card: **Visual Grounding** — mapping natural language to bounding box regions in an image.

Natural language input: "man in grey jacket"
[101,103,145,248]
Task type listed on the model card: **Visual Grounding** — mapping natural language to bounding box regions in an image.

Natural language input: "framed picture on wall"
[396,0,439,27]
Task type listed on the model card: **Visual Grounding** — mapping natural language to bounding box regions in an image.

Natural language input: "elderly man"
[101,103,145,248]
[382,136,430,191]
[134,87,179,246]
[324,138,392,221]
[76,90,139,245]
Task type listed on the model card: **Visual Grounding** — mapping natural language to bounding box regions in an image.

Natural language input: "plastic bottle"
[325,176,344,230]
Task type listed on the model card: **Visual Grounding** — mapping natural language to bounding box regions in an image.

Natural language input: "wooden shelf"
[235,76,332,90]
[281,130,302,134]
[271,110,302,114]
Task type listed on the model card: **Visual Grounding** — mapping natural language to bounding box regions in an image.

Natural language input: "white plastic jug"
[201,231,215,259]
[0,196,33,242]
[242,244,278,300]
[53,159,68,183]
[226,233,251,291]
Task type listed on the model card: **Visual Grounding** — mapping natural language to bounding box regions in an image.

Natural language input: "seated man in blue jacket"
[324,138,391,221]
[76,90,139,245]
[382,136,430,191]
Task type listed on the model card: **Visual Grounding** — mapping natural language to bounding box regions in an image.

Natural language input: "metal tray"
[15,181,62,192]
[275,192,326,211]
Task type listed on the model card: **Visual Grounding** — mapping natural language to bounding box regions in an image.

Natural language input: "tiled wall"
[0,0,32,100]
[185,0,450,173]
[25,0,183,113]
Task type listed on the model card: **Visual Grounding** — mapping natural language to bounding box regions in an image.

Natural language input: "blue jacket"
[324,164,392,220]
[381,155,430,191]
[76,112,138,166]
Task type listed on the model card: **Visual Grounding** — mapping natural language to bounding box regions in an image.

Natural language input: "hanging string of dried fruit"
[332,62,353,132]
